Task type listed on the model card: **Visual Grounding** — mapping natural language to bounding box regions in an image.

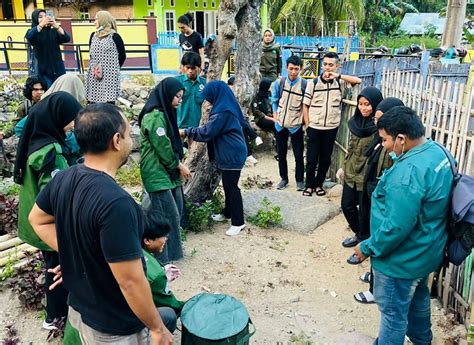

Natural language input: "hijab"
[138,77,185,160]
[375,97,405,113]
[348,86,383,138]
[364,97,405,156]
[29,9,60,76]
[96,11,117,39]
[41,74,86,105]
[262,28,280,52]
[14,92,82,184]
[256,77,272,114]
[202,80,245,124]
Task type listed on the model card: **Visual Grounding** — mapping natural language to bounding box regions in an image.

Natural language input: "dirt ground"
[0,150,466,344]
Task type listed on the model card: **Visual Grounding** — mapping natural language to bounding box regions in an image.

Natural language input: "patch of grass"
[115,164,142,187]
[289,332,314,344]
[131,75,155,87]
[190,248,198,257]
[374,35,440,50]
[121,107,141,121]
[241,175,273,190]
[0,250,19,281]
[248,197,282,228]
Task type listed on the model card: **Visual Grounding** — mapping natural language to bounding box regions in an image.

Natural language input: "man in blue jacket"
[354,106,453,345]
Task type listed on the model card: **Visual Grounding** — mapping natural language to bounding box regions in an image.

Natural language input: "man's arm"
[29,203,58,251]
[303,104,310,128]
[109,259,173,344]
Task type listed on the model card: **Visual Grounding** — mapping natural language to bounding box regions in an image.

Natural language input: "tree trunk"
[183,0,264,202]
[442,0,467,48]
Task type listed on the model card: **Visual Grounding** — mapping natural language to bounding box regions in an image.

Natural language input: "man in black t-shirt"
[29,103,172,345]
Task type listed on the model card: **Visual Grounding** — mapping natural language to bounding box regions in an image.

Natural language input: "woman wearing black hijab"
[354,97,405,304]
[26,9,70,86]
[139,77,191,264]
[251,77,276,133]
[14,91,82,329]
[340,86,383,256]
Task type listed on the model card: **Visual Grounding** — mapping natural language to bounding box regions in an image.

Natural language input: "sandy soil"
[0,150,464,344]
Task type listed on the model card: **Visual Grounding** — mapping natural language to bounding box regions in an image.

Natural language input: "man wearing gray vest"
[271,55,306,191]
[302,52,361,196]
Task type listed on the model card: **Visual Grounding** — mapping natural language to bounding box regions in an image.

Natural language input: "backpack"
[435,142,474,265]
[278,77,307,100]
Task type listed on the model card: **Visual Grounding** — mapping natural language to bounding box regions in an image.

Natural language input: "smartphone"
[45,9,55,21]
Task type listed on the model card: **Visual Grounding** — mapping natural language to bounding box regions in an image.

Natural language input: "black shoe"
[342,236,360,248]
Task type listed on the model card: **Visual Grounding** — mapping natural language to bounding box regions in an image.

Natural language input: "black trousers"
[221,169,244,226]
[275,127,304,182]
[305,127,338,189]
[341,182,370,240]
[42,250,68,320]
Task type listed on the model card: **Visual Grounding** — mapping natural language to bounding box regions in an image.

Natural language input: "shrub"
[185,188,224,233]
[247,197,282,228]
[8,252,45,310]
[0,194,18,236]
[115,164,142,187]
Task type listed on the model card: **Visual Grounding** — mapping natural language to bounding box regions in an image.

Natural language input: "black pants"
[42,250,68,321]
[243,120,257,157]
[305,127,338,189]
[341,183,370,240]
[275,127,304,182]
[221,169,244,226]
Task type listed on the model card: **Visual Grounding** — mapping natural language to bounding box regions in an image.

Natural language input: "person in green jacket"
[340,87,383,258]
[259,29,282,82]
[354,106,453,345]
[175,52,206,129]
[138,77,191,264]
[13,91,82,330]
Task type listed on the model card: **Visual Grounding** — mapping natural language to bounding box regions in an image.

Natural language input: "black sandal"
[302,187,313,197]
[315,188,326,196]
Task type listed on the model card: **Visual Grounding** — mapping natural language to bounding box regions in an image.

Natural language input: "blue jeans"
[373,269,432,345]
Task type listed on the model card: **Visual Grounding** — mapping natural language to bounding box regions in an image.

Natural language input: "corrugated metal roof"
[399,13,445,35]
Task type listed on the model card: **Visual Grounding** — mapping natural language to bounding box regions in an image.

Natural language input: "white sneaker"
[225,224,246,236]
[211,214,228,222]
[246,155,258,165]
[42,319,58,331]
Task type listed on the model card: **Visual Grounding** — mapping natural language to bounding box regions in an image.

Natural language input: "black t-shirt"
[179,31,204,54]
[36,164,145,335]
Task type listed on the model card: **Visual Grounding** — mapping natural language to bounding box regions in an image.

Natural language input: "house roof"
[399,13,445,35]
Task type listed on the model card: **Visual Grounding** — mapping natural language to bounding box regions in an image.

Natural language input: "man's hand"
[179,129,186,138]
[164,264,181,282]
[178,163,192,181]
[323,71,339,80]
[150,328,173,345]
[354,245,367,262]
[48,265,63,290]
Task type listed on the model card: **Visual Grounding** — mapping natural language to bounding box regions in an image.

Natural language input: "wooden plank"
[0,247,38,267]
[0,237,23,251]
[447,82,465,152]
[458,85,474,171]
[443,264,454,309]
[0,234,12,242]
[0,243,36,259]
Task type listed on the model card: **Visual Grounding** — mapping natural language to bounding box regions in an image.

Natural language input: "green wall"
[133,0,154,19]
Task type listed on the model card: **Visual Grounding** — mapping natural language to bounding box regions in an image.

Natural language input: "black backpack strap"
[300,78,307,95]
[434,141,457,177]
[278,77,286,101]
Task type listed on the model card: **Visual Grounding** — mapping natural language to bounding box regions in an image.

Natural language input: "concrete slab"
[242,189,340,233]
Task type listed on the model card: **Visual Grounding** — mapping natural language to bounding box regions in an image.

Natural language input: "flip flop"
[359,272,371,284]
[347,253,362,265]
[315,188,326,196]
[302,187,313,197]
[354,291,375,304]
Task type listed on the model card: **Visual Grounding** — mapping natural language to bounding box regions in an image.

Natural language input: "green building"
[134,0,268,37]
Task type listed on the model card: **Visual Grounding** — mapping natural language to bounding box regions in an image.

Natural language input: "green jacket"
[18,143,69,251]
[259,44,282,81]
[344,134,376,191]
[140,110,181,193]
[175,74,206,128]
[144,250,185,312]
[360,140,453,279]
